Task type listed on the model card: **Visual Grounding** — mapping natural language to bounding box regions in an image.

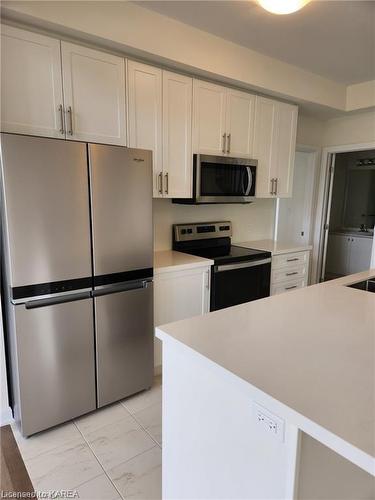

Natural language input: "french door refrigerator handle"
[25,291,91,309]
[92,279,151,298]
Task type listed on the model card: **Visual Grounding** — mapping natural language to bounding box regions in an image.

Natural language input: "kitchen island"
[156,270,375,499]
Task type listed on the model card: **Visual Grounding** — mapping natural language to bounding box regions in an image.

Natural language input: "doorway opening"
[320,149,375,281]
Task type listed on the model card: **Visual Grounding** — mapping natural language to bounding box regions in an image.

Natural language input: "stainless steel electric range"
[173,221,271,311]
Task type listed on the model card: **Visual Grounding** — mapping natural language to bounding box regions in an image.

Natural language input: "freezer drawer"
[95,281,154,407]
[14,296,96,436]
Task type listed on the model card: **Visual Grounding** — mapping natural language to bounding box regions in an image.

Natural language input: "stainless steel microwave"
[173,154,257,204]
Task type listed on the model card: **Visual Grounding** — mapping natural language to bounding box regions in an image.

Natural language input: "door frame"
[312,141,375,284]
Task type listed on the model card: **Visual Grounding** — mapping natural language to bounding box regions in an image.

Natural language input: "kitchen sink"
[347,279,375,293]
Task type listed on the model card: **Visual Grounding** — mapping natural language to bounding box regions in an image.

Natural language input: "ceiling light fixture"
[258,0,311,15]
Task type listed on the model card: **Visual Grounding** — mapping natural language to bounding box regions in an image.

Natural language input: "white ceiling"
[136,0,375,85]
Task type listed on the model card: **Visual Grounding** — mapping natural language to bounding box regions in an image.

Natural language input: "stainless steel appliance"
[173,154,257,204]
[173,222,271,311]
[0,133,153,436]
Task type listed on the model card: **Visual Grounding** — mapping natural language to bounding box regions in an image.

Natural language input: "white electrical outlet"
[253,402,285,442]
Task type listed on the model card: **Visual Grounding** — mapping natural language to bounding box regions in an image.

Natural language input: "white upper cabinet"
[254,96,298,198]
[162,71,192,199]
[253,97,278,198]
[274,101,298,197]
[225,89,255,157]
[61,42,126,145]
[1,25,64,138]
[193,80,255,157]
[127,62,192,199]
[127,61,163,197]
[193,80,227,155]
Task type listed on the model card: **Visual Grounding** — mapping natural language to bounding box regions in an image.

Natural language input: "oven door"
[211,258,271,311]
[196,155,256,203]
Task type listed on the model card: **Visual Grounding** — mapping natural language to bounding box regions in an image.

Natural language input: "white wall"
[296,115,325,148]
[323,110,375,147]
[153,198,276,251]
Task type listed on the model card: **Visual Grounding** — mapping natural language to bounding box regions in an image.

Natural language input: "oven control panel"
[173,221,232,242]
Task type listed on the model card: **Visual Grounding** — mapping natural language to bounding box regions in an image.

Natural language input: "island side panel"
[161,338,297,500]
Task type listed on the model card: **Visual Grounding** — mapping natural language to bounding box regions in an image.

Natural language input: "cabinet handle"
[58,104,65,134]
[275,178,278,196]
[270,178,275,195]
[286,271,298,276]
[287,258,299,262]
[164,172,169,195]
[285,285,297,290]
[66,106,73,135]
[222,133,226,153]
[158,172,163,195]
[226,133,231,154]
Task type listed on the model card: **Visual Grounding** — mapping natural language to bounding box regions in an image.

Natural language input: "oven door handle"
[215,258,271,272]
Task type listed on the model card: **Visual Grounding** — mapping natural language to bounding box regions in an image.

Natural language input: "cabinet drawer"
[272,251,309,270]
[271,278,307,296]
[271,264,307,285]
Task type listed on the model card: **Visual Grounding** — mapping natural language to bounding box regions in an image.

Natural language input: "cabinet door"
[225,89,255,157]
[253,97,278,198]
[274,102,298,198]
[127,61,163,198]
[1,25,64,138]
[325,234,351,276]
[348,237,372,274]
[193,80,226,155]
[154,267,210,367]
[61,42,126,145]
[163,71,193,198]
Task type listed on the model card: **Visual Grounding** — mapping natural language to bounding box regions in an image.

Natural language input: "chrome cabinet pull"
[287,258,299,262]
[226,133,231,154]
[66,106,73,135]
[164,172,169,194]
[58,104,65,134]
[275,178,278,195]
[222,133,226,153]
[285,285,297,290]
[270,178,275,195]
[158,172,163,195]
[286,271,298,276]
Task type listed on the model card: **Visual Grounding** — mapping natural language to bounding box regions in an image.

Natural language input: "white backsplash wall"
[153,198,276,250]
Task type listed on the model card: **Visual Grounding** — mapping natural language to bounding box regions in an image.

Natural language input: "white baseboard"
[0,406,13,426]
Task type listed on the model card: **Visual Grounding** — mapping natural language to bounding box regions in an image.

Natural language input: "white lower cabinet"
[154,265,211,368]
[270,250,310,295]
[326,233,372,276]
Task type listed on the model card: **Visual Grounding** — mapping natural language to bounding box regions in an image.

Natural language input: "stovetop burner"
[172,221,271,265]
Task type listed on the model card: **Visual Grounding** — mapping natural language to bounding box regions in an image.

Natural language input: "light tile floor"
[12,376,162,500]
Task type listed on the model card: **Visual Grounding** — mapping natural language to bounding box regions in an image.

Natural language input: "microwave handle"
[244,167,253,196]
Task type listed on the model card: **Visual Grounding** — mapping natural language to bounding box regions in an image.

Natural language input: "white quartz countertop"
[235,239,312,255]
[157,269,375,474]
[154,250,213,274]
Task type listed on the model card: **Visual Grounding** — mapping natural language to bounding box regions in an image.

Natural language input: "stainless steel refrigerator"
[0,133,154,436]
